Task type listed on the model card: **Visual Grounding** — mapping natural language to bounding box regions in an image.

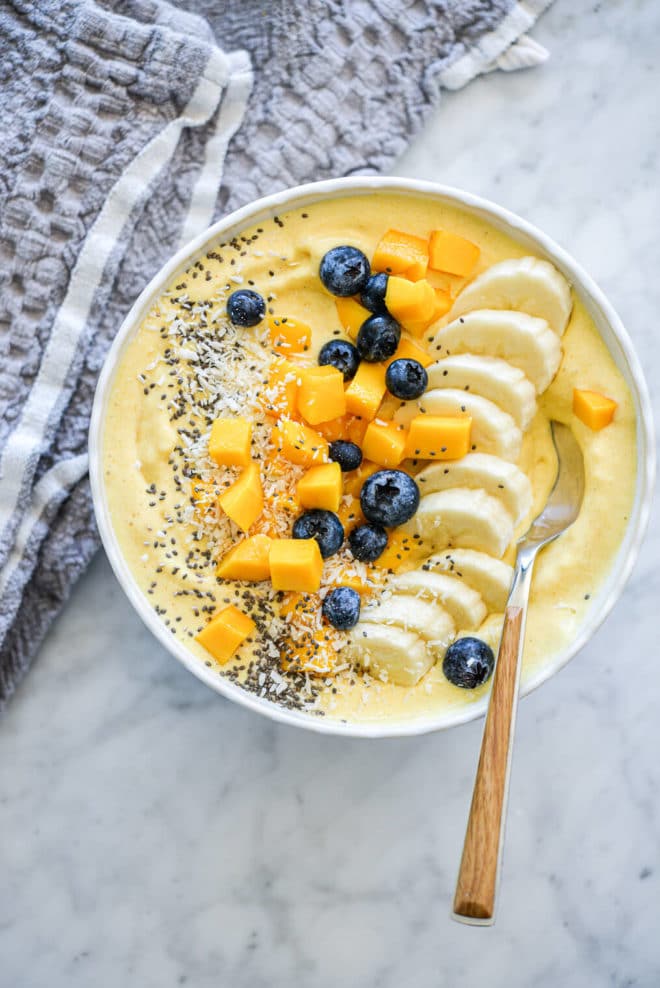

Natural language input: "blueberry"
[322,586,361,630]
[356,314,401,363]
[386,358,428,400]
[226,289,265,327]
[318,339,360,381]
[292,509,344,558]
[360,469,420,527]
[360,273,389,313]
[329,440,363,472]
[319,246,370,297]
[443,637,495,689]
[348,523,388,562]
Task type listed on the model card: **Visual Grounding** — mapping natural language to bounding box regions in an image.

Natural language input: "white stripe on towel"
[0,47,231,558]
[438,0,553,90]
[0,454,89,601]
[180,49,253,245]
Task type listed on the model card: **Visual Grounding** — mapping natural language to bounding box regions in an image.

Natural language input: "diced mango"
[262,358,300,420]
[428,229,480,277]
[195,605,255,664]
[273,419,329,466]
[362,420,407,468]
[216,534,272,581]
[267,315,312,354]
[386,336,433,369]
[406,288,453,336]
[269,538,324,593]
[297,365,347,425]
[330,573,370,594]
[374,533,417,573]
[219,462,263,532]
[336,495,366,532]
[385,276,436,324]
[573,389,618,430]
[343,460,381,498]
[297,462,343,512]
[315,416,348,442]
[405,415,472,460]
[345,361,387,420]
[208,416,252,467]
[280,628,338,676]
[372,229,429,281]
[335,297,371,340]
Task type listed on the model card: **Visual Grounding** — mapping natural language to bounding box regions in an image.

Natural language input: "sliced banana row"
[348,549,514,687]
[431,309,562,395]
[350,258,572,687]
[448,256,573,337]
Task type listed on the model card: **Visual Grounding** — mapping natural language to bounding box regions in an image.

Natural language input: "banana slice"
[360,592,455,645]
[415,453,532,525]
[348,624,433,686]
[426,354,536,430]
[425,549,513,612]
[391,569,487,629]
[431,310,561,394]
[395,388,522,463]
[409,487,514,558]
[449,257,573,337]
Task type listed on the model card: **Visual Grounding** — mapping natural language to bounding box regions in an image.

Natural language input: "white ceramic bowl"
[89,177,655,738]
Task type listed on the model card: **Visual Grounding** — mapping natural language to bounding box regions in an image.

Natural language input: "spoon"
[452,420,585,925]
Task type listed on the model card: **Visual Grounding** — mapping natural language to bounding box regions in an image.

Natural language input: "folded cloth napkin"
[0,0,553,708]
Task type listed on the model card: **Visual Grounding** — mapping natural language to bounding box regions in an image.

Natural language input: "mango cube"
[374,533,416,573]
[267,315,311,354]
[406,288,452,336]
[330,572,369,594]
[386,336,433,368]
[335,297,371,339]
[372,229,429,281]
[345,361,387,420]
[573,389,618,430]
[316,415,349,442]
[297,365,346,425]
[428,229,480,277]
[297,462,342,512]
[385,277,436,326]
[217,534,272,581]
[269,538,324,593]
[219,462,263,532]
[336,495,366,532]
[343,460,381,498]
[273,419,328,466]
[280,628,338,676]
[362,420,407,468]
[209,416,252,467]
[195,605,255,664]
[405,415,472,460]
[263,358,300,420]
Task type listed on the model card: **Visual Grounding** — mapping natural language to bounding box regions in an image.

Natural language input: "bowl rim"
[89,176,655,739]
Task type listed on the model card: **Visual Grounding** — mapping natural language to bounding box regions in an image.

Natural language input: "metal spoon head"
[520,421,585,550]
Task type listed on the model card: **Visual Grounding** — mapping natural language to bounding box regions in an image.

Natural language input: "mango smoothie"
[102,193,636,724]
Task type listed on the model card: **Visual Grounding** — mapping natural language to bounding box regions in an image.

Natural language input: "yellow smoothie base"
[103,193,636,724]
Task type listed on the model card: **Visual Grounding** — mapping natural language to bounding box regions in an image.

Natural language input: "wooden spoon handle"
[452,604,525,924]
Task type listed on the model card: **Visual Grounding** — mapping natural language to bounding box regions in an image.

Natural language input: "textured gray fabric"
[0,0,552,708]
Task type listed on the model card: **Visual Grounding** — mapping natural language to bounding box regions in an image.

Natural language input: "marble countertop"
[2,3,659,985]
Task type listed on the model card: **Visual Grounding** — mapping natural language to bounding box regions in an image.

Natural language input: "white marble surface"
[2,3,659,985]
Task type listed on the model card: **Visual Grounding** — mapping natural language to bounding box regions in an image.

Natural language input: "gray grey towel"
[0,0,552,708]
